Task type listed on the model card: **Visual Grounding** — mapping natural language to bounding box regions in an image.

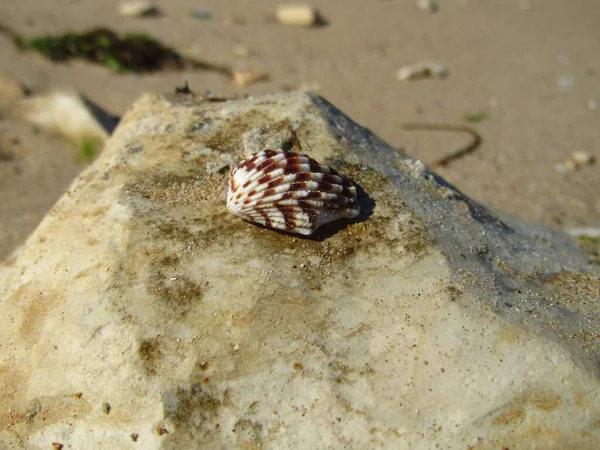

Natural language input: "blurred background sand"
[0,0,598,258]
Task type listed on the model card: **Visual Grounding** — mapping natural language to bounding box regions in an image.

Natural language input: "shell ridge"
[227,148,360,235]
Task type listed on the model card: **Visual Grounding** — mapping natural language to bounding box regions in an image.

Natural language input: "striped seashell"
[227,149,360,235]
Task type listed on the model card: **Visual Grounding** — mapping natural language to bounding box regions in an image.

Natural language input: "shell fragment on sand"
[558,151,596,172]
[396,61,448,81]
[417,0,438,13]
[275,4,318,27]
[572,151,595,166]
[227,149,360,235]
[232,68,268,87]
[119,1,159,17]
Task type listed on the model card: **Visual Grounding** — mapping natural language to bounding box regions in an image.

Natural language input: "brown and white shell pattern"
[227,149,360,235]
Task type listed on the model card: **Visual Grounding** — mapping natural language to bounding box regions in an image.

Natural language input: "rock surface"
[0,91,599,449]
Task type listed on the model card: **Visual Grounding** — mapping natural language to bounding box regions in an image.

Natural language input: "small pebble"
[103,402,111,414]
[587,100,598,110]
[558,151,596,173]
[190,9,211,20]
[417,0,438,13]
[130,433,139,442]
[119,1,159,17]
[232,68,268,87]
[564,159,577,171]
[554,163,567,174]
[572,151,594,166]
[275,4,318,27]
[557,75,575,92]
[396,61,448,81]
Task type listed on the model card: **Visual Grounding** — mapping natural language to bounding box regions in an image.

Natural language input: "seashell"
[227,149,360,235]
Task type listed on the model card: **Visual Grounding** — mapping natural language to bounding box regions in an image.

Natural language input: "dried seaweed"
[401,122,482,168]
[0,24,231,76]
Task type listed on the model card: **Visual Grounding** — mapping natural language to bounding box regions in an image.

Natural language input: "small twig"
[174,81,193,95]
[401,123,482,168]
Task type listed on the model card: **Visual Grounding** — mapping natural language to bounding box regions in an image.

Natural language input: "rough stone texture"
[0,92,599,449]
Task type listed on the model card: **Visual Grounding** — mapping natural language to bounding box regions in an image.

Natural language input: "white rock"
[11,91,116,146]
[572,151,594,165]
[232,67,268,87]
[564,159,578,171]
[0,91,598,449]
[119,1,159,17]
[417,0,438,13]
[396,61,448,81]
[275,4,318,27]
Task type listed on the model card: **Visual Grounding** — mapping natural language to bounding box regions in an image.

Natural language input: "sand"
[0,0,598,258]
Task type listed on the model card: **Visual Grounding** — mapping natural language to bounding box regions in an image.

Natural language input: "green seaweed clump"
[17,28,186,73]
[0,24,231,75]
